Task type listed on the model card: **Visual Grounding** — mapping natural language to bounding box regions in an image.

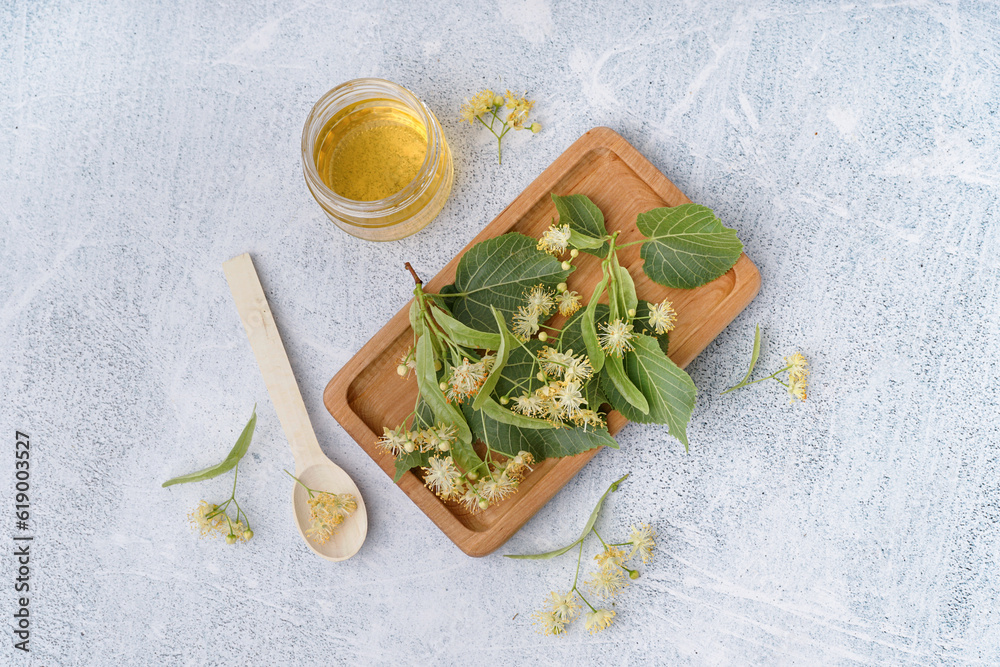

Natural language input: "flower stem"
[284,469,316,498]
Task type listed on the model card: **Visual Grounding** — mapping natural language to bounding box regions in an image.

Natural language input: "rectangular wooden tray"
[324,127,761,556]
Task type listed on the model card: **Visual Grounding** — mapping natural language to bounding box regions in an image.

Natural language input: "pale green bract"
[637,204,743,289]
[505,474,629,559]
[162,407,256,487]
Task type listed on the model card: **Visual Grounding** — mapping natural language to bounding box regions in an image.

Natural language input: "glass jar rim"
[301,78,441,217]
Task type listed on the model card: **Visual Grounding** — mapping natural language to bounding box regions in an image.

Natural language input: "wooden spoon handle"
[223,253,324,473]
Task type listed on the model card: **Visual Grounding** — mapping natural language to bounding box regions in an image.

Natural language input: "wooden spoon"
[223,253,367,561]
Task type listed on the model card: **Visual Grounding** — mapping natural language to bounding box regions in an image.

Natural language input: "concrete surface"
[2,0,999,664]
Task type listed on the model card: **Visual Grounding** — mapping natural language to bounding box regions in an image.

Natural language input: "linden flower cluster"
[378,422,459,456]
[722,327,810,403]
[512,282,581,342]
[460,88,540,164]
[511,476,654,636]
[509,346,603,430]
[421,450,535,512]
[306,492,359,545]
[533,524,655,636]
[188,499,253,545]
[285,471,359,545]
[445,355,495,404]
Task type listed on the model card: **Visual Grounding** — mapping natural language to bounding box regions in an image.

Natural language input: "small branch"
[405,262,422,285]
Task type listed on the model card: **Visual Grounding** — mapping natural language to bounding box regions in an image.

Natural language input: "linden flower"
[377,426,411,457]
[537,224,572,256]
[788,375,808,402]
[477,473,518,504]
[584,608,616,634]
[595,547,626,569]
[458,486,483,512]
[504,451,535,482]
[460,89,496,123]
[447,358,489,404]
[598,318,635,357]
[512,306,540,341]
[553,380,586,420]
[422,456,464,498]
[504,89,535,129]
[557,290,582,317]
[533,609,567,636]
[188,501,224,538]
[586,561,629,599]
[647,300,677,335]
[524,285,555,317]
[573,408,605,431]
[538,346,575,378]
[306,492,358,545]
[785,352,809,381]
[512,392,544,416]
[562,353,593,383]
[626,523,655,564]
[546,590,580,623]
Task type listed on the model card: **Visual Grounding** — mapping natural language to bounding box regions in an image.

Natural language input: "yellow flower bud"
[628,308,636,317]
[478,498,489,510]
[538,331,549,342]
[530,122,541,133]
[557,282,567,292]
[437,441,450,452]
[226,534,236,545]
[536,371,546,382]
[493,94,504,107]
[561,261,571,270]
[499,396,509,405]
[439,381,448,391]
[396,364,407,376]
[570,249,579,258]
[434,360,442,371]
[403,441,415,453]
[466,471,479,482]
[243,529,254,541]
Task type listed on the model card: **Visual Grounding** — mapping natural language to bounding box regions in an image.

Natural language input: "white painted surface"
[2,1,998,664]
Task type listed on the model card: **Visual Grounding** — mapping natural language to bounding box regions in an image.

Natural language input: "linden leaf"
[638,204,743,289]
[600,334,697,450]
[162,407,256,487]
[441,233,572,331]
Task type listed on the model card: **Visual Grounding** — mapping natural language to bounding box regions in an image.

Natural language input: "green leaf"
[604,354,650,414]
[552,193,609,256]
[431,304,502,350]
[162,407,257,487]
[600,334,697,450]
[638,204,743,289]
[393,449,430,483]
[505,473,629,559]
[492,338,544,400]
[415,332,480,471]
[462,402,617,463]
[443,233,572,331]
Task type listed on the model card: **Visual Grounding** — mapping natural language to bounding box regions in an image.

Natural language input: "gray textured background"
[2,0,999,664]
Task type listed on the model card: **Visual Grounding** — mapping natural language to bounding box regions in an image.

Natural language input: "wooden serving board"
[323,127,760,557]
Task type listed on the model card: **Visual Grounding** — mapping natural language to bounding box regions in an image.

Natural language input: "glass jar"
[301,79,454,241]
